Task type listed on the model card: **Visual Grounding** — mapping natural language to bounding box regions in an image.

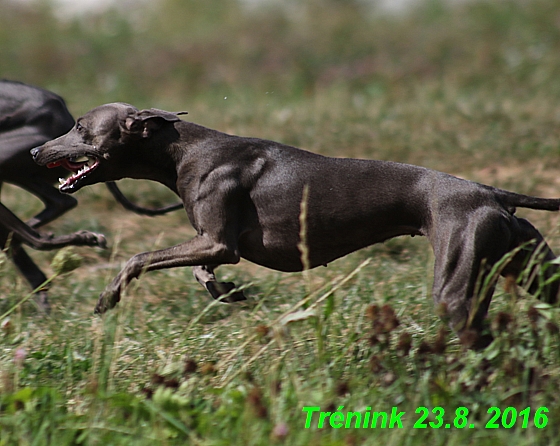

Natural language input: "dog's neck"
[124,121,233,194]
[122,137,180,193]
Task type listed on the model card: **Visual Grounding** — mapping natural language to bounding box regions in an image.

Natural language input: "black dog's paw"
[207,281,247,303]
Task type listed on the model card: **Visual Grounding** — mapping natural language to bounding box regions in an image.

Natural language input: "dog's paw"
[94,288,120,314]
[207,281,247,303]
[77,231,107,248]
[94,233,108,249]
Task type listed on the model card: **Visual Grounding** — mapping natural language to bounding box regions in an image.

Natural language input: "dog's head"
[31,102,187,193]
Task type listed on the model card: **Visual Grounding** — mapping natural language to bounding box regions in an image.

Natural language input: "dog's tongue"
[46,158,83,172]
[47,160,62,168]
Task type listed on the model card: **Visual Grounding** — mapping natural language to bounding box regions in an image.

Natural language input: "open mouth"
[47,155,100,192]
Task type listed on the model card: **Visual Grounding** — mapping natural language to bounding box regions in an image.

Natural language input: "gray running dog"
[31,102,560,345]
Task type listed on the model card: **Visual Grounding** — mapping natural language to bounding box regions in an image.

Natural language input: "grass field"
[3,0,560,444]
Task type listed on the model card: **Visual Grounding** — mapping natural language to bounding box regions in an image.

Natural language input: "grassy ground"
[3,0,560,444]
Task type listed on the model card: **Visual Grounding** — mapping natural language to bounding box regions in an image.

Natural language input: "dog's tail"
[106,181,183,216]
[496,189,560,212]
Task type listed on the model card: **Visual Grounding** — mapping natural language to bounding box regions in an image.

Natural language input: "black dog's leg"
[0,202,106,250]
[0,226,50,312]
[21,180,78,228]
[192,265,247,303]
[0,181,49,310]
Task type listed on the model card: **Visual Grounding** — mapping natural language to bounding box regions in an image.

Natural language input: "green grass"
[3,230,560,445]
[3,0,560,444]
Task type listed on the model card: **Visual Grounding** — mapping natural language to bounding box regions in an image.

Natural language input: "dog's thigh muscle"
[431,210,513,333]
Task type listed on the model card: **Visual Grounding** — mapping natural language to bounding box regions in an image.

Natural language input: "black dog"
[0,81,180,309]
[32,102,560,343]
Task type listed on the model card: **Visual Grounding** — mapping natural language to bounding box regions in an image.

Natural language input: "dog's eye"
[76,122,84,132]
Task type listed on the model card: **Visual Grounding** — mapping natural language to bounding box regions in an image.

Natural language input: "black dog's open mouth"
[47,155,100,192]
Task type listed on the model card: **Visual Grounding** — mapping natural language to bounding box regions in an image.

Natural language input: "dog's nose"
[30,147,40,159]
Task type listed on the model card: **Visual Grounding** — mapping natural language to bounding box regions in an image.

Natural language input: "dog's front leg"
[95,235,240,313]
[0,202,107,250]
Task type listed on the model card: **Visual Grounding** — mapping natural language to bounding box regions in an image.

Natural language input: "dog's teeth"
[73,156,89,163]
[59,178,65,185]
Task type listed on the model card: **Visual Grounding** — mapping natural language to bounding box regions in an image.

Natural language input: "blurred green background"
[2,0,559,100]
[2,0,560,175]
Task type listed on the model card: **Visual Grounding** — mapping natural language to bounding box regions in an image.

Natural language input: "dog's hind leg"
[501,217,560,303]
[430,209,515,347]
[192,265,246,303]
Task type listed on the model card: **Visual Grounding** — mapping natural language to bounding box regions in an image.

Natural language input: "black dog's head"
[31,102,186,193]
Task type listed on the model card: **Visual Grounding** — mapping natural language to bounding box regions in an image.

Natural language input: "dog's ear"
[124,109,188,138]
